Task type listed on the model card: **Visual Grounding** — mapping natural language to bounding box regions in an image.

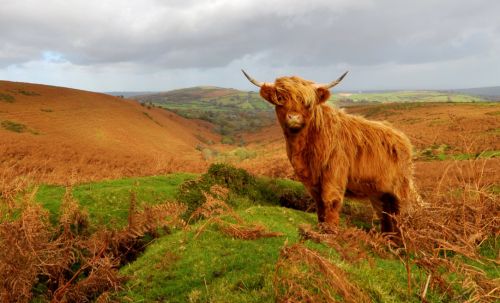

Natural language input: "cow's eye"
[276,95,284,104]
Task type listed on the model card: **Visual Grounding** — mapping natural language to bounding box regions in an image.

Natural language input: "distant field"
[330,90,490,105]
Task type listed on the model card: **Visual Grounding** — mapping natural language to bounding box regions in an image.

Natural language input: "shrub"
[177,164,255,216]
[201,148,216,160]
[233,148,257,160]
[1,120,27,133]
[207,163,255,190]
[0,93,15,103]
[176,164,312,219]
[221,136,235,145]
[16,89,40,96]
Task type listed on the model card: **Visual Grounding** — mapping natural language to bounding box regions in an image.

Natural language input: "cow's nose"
[287,114,298,120]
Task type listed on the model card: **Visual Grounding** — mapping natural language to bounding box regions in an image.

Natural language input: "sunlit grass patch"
[36,173,196,227]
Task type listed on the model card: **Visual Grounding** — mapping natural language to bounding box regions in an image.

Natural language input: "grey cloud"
[0,0,499,90]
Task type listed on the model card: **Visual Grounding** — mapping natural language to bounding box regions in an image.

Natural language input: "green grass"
[417,144,500,161]
[119,207,315,302]
[449,150,500,160]
[118,206,447,303]
[36,173,196,227]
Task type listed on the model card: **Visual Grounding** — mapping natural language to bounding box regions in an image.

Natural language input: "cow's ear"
[260,84,278,105]
[316,87,331,104]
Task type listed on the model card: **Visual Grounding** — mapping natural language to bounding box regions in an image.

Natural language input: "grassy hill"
[2,163,497,302]
[0,81,219,183]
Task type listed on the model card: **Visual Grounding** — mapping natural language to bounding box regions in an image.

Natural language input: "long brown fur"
[260,76,421,233]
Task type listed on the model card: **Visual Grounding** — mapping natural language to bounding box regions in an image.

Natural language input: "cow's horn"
[241,69,266,87]
[316,71,349,89]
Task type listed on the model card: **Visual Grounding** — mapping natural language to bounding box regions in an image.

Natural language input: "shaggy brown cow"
[242,70,421,233]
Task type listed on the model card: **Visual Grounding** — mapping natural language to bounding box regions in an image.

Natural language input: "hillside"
[0,81,219,183]
[135,86,271,112]
[134,87,275,141]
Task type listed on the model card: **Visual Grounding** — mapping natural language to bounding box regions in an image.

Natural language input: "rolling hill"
[134,87,275,142]
[132,87,497,140]
[133,86,496,110]
[0,81,219,183]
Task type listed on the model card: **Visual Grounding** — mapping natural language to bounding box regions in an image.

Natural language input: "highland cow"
[242,70,421,233]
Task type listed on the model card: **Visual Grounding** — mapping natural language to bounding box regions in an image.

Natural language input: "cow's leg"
[369,197,383,225]
[320,168,348,231]
[309,186,325,223]
[379,193,400,234]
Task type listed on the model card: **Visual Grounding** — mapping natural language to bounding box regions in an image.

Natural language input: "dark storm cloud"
[0,0,499,90]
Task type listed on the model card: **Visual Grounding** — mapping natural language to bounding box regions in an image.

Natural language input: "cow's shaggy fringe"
[190,185,283,240]
[274,243,371,303]
[0,187,186,302]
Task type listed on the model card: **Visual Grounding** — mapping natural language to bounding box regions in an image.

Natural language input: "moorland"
[0,80,498,302]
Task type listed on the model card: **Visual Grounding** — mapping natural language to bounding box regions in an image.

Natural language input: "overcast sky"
[1,0,499,92]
